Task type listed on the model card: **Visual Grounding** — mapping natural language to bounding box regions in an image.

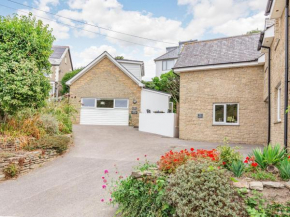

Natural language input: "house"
[154,40,195,77]
[49,45,73,97]
[66,51,171,127]
[173,34,267,145]
[257,0,290,149]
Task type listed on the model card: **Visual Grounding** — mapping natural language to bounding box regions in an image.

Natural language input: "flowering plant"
[157,148,219,173]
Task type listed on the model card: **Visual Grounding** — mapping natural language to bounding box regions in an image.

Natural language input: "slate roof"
[154,46,179,61]
[174,34,262,69]
[49,45,70,66]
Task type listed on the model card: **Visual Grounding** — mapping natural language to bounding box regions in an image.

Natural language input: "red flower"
[174,159,178,162]
[251,162,258,167]
[244,160,248,163]
[246,156,250,160]
[288,155,290,159]
[222,162,226,165]
[137,158,139,161]
[190,148,194,152]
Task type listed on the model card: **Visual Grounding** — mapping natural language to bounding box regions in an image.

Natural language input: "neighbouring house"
[173,34,267,145]
[154,40,196,77]
[48,45,73,97]
[66,51,171,127]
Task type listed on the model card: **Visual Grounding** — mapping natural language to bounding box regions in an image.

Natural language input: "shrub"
[249,170,277,181]
[277,158,290,180]
[266,202,290,216]
[25,135,70,154]
[4,163,19,178]
[39,114,59,135]
[157,148,219,173]
[111,176,174,217]
[165,160,247,217]
[217,139,242,169]
[252,144,286,169]
[61,68,83,95]
[230,160,245,177]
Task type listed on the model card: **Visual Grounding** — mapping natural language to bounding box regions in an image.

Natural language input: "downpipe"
[285,0,289,151]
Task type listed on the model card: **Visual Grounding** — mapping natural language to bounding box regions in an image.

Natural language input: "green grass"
[249,170,277,181]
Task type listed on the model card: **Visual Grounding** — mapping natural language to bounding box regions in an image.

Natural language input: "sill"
[213,124,240,126]
[274,121,282,124]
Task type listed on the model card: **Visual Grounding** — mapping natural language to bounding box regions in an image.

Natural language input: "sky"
[0,0,268,79]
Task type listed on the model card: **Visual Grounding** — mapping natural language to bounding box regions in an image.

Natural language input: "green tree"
[142,70,180,109]
[61,68,83,95]
[246,29,262,34]
[0,14,55,115]
[115,56,124,59]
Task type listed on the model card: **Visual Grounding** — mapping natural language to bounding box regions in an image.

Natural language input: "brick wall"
[69,57,141,126]
[179,65,268,145]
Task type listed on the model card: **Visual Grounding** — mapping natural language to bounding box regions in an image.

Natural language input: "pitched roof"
[154,47,179,61]
[66,51,144,87]
[174,34,262,69]
[49,45,73,69]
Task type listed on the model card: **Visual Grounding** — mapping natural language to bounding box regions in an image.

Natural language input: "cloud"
[73,45,117,68]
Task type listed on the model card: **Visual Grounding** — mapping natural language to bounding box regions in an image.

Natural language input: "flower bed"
[101,143,290,217]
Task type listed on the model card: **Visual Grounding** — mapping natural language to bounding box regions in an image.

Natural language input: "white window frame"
[277,85,282,122]
[81,98,96,108]
[213,103,239,126]
[81,98,129,110]
[162,59,175,71]
[50,82,55,96]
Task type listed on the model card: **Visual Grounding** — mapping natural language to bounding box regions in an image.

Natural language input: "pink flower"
[137,158,139,161]
[102,185,106,189]
[144,155,147,157]
[102,176,105,179]
[103,179,107,183]
[101,199,104,202]
[109,198,112,202]
[115,171,118,174]
[104,170,109,174]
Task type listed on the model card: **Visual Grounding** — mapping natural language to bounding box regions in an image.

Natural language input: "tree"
[61,68,83,95]
[115,56,124,59]
[0,14,55,115]
[246,29,262,35]
[142,70,180,109]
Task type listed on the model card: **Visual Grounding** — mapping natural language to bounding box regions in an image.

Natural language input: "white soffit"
[258,54,266,64]
[270,0,285,19]
[263,25,275,48]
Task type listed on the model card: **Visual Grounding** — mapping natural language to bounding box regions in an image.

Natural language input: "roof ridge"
[185,33,260,45]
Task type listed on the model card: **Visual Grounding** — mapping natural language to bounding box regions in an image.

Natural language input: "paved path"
[0,125,262,217]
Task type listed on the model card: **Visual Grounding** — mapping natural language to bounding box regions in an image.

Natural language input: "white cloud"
[73,45,117,68]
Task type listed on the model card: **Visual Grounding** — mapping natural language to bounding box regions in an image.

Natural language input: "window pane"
[226,104,238,123]
[215,105,224,122]
[115,99,128,108]
[162,61,166,71]
[166,60,175,70]
[82,98,95,107]
[97,99,114,108]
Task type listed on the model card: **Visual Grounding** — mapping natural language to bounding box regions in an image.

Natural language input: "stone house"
[173,34,267,145]
[66,51,171,127]
[48,45,73,97]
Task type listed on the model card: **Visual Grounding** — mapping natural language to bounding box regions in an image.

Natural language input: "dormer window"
[162,60,175,71]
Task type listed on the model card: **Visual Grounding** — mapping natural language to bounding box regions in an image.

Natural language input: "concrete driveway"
[0,125,262,217]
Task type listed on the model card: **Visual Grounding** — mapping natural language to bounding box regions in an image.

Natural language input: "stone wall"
[0,150,58,181]
[179,65,268,145]
[69,57,141,126]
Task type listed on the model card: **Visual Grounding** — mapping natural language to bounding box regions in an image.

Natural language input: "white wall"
[119,62,142,80]
[141,89,170,113]
[139,113,179,138]
[155,59,177,77]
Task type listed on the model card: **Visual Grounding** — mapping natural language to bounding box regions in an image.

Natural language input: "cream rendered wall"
[155,59,177,77]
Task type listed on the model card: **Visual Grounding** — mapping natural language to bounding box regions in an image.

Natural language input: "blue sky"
[0,0,267,79]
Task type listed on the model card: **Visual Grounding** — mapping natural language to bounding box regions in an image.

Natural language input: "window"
[82,98,95,107]
[97,99,114,108]
[277,85,281,122]
[115,99,128,108]
[213,103,239,125]
[162,60,175,71]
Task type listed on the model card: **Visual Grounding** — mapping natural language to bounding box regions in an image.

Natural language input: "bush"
[217,139,242,169]
[252,144,286,169]
[61,68,83,95]
[165,160,247,217]
[39,114,59,135]
[277,158,290,180]
[25,135,70,154]
[4,163,19,178]
[111,176,174,217]
[230,160,245,177]
[249,170,277,181]
[157,148,219,173]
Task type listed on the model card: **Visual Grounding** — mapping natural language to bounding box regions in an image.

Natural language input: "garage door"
[80,98,129,126]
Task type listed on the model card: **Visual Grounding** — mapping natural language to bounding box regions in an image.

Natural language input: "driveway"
[0,125,262,217]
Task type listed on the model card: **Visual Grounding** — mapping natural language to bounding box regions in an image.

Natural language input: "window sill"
[274,121,282,124]
[213,124,240,126]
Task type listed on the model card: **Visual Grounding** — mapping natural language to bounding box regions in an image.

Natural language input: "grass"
[249,170,277,181]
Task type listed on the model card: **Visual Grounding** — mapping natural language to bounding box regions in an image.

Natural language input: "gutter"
[285,0,289,150]
[262,46,271,146]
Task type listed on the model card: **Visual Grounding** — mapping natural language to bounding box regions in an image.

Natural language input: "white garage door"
[80,98,129,126]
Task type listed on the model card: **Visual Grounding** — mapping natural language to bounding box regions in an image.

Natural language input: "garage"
[80,98,129,126]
